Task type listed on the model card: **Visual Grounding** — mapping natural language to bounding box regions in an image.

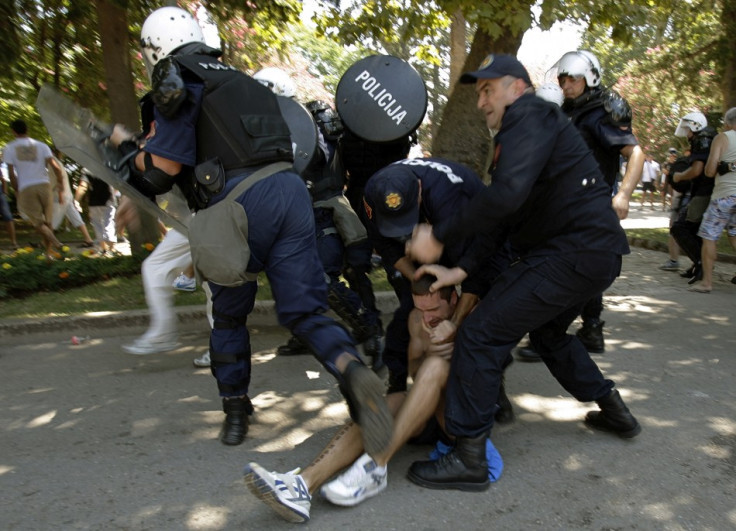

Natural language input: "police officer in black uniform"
[273,99,384,364]
[406,54,641,492]
[112,7,392,452]
[362,157,514,422]
[517,50,644,361]
[670,112,716,283]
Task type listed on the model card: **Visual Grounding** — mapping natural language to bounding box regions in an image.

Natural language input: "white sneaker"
[243,462,311,523]
[320,453,387,507]
[122,337,178,355]
[172,274,196,292]
[193,351,211,367]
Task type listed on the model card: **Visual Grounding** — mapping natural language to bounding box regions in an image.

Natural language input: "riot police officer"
[112,7,392,452]
[518,50,644,360]
[406,53,640,492]
[670,111,716,283]
[257,93,384,365]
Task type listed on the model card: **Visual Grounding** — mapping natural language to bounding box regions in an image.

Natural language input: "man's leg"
[123,229,190,353]
[408,253,635,491]
[244,172,392,456]
[244,393,406,522]
[208,280,257,445]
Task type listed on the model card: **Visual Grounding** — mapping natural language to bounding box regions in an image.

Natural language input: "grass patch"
[626,227,734,255]
[0,267,392,320]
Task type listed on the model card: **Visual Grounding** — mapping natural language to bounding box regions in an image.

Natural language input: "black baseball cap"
[460,54,532,86]
[363,166,420,239]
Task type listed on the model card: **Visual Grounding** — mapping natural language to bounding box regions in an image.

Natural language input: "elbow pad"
[117,142,175,198]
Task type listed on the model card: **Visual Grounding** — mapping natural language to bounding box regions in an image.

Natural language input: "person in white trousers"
[122,227,213,361]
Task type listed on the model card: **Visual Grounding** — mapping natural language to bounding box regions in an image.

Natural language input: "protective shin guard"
[585,389,641,438]
[407,432,490,491]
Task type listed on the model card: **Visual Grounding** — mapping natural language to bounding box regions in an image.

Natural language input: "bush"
[0,245,151,299]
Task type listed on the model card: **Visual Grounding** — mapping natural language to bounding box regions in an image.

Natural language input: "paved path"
[2,236,736,529]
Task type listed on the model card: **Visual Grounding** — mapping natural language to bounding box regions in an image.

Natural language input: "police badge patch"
[385,192,402,210]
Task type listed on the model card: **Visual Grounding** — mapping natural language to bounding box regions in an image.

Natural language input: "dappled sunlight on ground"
[185,504,231,530]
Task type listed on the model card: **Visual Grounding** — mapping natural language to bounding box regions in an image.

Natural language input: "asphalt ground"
[1,202,735,530]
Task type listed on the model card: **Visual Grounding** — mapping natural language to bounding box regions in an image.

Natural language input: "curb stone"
[1,238,733,338]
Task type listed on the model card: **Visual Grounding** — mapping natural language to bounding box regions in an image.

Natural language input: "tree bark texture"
[432,27,523,176]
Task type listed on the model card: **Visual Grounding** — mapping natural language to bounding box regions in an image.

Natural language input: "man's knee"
[414,355,450,386]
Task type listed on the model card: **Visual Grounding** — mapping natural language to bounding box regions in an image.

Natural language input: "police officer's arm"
[673,161,705,182]
[704,133,727,178]
[423,100,553,268]
[612,144,644,219]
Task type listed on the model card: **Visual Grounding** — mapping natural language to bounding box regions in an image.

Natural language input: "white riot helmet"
[536,82,564,106]
[140,7,205,78]
[253,67,296,98]
[674,112,707,137]
[554,50,602,88]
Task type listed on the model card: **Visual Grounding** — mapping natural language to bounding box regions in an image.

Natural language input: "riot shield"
[276,95,319,176]
[35,84,189,234]
[335,55,428,143]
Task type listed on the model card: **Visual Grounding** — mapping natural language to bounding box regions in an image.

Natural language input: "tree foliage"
[581,0,725,159]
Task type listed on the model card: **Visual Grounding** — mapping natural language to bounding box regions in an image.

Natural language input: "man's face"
[412,291,455,329]
[475,77,519,131]
[558,75,586,100]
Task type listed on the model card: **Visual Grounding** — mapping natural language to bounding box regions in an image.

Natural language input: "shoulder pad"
[151,57,188,120]
[602,89,632,126]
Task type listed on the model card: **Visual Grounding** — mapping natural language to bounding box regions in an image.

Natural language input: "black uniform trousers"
[445,251,619,438]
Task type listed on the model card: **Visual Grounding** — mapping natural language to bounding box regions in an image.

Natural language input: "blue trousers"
[445,251,620,437]
[208,171,358,397]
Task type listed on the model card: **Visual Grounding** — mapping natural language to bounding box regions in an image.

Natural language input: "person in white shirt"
[641,154,660,209]
[4,119,64,257]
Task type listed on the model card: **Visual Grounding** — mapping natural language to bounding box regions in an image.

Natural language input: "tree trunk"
[448,9,466,96]
[96,0,161,253]
[432,27,524,176]
[95,0,140,129]
[719,0,736,109]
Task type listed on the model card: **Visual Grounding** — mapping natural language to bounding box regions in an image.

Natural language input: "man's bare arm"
[612,144,644,220]
[704,133,727,178]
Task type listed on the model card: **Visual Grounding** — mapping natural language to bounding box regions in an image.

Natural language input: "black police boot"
[221,396,253,446]
[407,432,490,491]
[494,377,514,424]
[584,389,641,438]
[576,319,605,353]
[515,341,543,362]
[276,336,310,356]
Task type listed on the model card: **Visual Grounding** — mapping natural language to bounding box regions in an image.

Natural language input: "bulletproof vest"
[689,127,717,197]
[666,156,693,194]
[564,88,621,187]
[305,144,347,202]
[172,53,293,171]
[339,128,411,188]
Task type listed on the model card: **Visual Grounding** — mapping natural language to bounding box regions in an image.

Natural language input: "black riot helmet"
[306,100,344,141]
